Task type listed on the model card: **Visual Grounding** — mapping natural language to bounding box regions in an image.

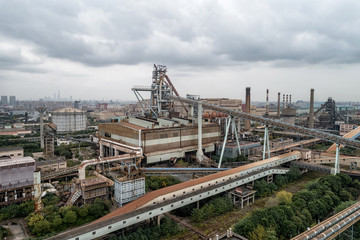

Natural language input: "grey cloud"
[1,0,360,69]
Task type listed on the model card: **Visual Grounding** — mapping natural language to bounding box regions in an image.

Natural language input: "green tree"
[32,219,51,236]
[63,210,77,226]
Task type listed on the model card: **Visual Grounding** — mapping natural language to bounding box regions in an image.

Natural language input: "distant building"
[74,101,82,110]
[0,157,35,207]
[202,98,242,111]
[1,96,8,105]
[0,147,24,159]
[36,159,67,172]
[9,96,16,106]
[270,138,294,149]
[0,128,32,136]
[340,123,357,136]
[52,107,87,132]
[97,103,108,111]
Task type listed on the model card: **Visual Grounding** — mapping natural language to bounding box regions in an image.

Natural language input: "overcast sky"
[1,0,360,102]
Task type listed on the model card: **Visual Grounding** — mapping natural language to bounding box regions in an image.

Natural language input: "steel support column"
[219,117,231,168]
[196,101,204,162]
[232,118,241,156]
[263,125,270,160]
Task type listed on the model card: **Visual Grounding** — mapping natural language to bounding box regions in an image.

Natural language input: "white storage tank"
[114,177,145,207]
[52,107,87,132]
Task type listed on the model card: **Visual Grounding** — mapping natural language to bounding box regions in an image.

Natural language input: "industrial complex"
[1,65,360,240]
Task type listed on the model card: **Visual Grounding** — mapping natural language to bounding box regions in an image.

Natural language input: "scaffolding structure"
[132,65,173,118]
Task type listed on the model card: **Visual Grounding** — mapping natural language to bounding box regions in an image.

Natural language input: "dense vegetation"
[254,167,302,197]
[109,217,183,240]
[0,225,10,239]
[54,142,94,160]
[0,136,43,156]
[145,176,181,191]
[211,154,248,163]
[234,173,360,239]
[308,143,332,151]
[26,195,111,237]
[0,201,35,221]
[191,196,233,223]
[0,194,111,238]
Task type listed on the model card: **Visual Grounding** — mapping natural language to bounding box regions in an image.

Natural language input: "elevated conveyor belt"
[167,95,360,149]
[47,152,300,240]
[292,201,360,240]
[327,126,360,152]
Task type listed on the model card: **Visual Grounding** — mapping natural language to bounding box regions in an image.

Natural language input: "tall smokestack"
[309,89,314,128]
[277,92,281,118]
[245,87,251,131]
[265,89,269,117]
[289,95,292,106]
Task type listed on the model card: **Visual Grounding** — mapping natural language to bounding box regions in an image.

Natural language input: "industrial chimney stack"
[265,89,269,117]
[277,92,281,118]
[283,94,285,108]
[309,89,315,128]
[286,95,289,108]
[289,95,292,106]
[245,87,251,131]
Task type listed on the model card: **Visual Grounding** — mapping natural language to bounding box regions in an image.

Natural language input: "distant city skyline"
[1,1,360,102]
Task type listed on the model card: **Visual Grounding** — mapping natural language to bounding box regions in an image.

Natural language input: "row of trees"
[191,196,233,223]
[26,195,111,237]
[145,176,181,191]
[109,217,183,240]
[234,173,360,239]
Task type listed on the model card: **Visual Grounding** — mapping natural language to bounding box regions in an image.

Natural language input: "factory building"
[202,98,242,111]
[0,147,24,159]
[36,159,67,172]
[0,157,35,207]
[52,107,87,132]
[340,123,358,136]
[98,116,220,164]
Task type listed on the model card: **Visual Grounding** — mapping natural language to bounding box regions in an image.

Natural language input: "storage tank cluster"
[51,107,87,132]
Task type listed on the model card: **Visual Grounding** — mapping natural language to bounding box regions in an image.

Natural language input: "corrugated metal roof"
[0,156,35,167]
[0,146,23,152]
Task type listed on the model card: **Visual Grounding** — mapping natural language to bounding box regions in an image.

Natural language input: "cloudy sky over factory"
[1,0,360,101]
